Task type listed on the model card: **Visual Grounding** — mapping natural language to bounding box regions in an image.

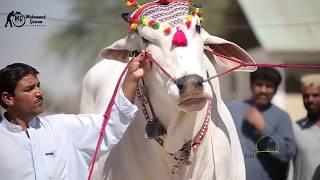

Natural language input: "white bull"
[80,1,256,179]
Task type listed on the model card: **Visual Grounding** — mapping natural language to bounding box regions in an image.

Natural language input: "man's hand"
[122,50,152,103]
[245,106,265,133]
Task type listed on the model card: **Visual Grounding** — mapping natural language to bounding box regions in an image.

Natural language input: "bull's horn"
[193,2,202,8]
[121,13,131,23]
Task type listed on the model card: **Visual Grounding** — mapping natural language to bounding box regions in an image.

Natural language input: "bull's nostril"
[176,82,183,90]
[198,76,204,85]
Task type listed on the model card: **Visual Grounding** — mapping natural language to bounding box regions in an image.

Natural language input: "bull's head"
[101,0,255,113]
[101,1,256,152]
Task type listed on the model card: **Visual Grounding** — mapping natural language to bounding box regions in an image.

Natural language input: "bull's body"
[80,1,256,179]
[81,58,245,180]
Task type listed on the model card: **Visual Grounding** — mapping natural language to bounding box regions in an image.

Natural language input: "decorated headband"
[124,0,204,46]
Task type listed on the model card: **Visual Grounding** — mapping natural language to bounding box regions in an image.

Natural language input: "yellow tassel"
[130,23,138,30]
[163,23,171,34]
[125,0,139,7]
[125,2,134,7]
[186,15,193,21]
[195,8,200,14]
[141,17,148,26]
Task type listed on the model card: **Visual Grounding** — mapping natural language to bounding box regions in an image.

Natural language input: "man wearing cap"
[293,74,320,180]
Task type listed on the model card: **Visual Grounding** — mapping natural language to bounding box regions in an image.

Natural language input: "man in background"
[293,74,320,180]
[227,67,296,180]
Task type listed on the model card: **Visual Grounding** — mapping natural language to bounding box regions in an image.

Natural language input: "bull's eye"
[195,24,201,33]
[142,36,150,44]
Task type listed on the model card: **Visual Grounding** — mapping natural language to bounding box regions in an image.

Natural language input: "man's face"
[10,74,44,118]
[251,79,277,107]
[302,85,320,115]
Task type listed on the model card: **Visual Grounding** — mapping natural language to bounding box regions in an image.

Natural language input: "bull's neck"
[153,100,210,153]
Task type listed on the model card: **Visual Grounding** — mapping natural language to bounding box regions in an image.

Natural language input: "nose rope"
[203,49,320,82]
[145,50,320,84]
[145,52,176,82]
[203,64,243,82]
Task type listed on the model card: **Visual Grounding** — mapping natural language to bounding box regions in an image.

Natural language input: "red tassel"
[148,19,156,26]
[172,29,188,47]
[159,0,173,4]
[125,0,138,7]
[186,21,192,29]
[164,27,171,34]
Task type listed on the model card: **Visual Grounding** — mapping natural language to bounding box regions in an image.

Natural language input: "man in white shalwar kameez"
[0,51,151,180]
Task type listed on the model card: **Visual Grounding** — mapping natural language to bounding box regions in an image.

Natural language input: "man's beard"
[307,110,320,121]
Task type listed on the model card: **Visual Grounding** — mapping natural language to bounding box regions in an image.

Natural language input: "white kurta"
[293,119,320,180]
[0,89,137,180]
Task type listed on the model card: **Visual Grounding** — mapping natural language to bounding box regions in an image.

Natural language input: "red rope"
[145,52,176,81]
[211,50,320,69]
[87,63,129,180]
[203,64,243,82]
[146,49,320,82]
[244,63,320,69]
[203,50,320,82]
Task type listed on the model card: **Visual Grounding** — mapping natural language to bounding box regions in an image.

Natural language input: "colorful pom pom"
[129,23,138,31]
[140,17,148,26]
[188,5,204,21]
[163,23,171,35]
[125,0,138,7]
[125,0,203,36]
[152,22,160,29]
[164,27,171,34]
[195,8,200,14]
[186,15,193,21]
[148,19,156,26]
[186,21,192,29]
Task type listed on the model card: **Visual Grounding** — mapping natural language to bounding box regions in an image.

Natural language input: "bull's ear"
[121,13,131,23]
[201,29,256,72]
[100,33,142,62]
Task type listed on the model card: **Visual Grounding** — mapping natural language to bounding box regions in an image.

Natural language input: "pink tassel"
[172,29,188,47]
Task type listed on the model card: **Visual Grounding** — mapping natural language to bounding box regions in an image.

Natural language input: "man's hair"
[250,67,282,89]
[0,63,39,109]
[300,74,320,88]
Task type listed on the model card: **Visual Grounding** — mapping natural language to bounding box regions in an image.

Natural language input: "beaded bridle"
[136,79,211,174]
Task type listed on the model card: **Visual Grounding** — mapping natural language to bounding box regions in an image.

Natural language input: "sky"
[0,0,82,113]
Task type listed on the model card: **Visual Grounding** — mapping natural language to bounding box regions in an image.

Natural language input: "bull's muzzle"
[174,74,204,95]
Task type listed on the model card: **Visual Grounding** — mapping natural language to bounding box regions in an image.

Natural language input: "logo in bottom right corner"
[256,135,280,154]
